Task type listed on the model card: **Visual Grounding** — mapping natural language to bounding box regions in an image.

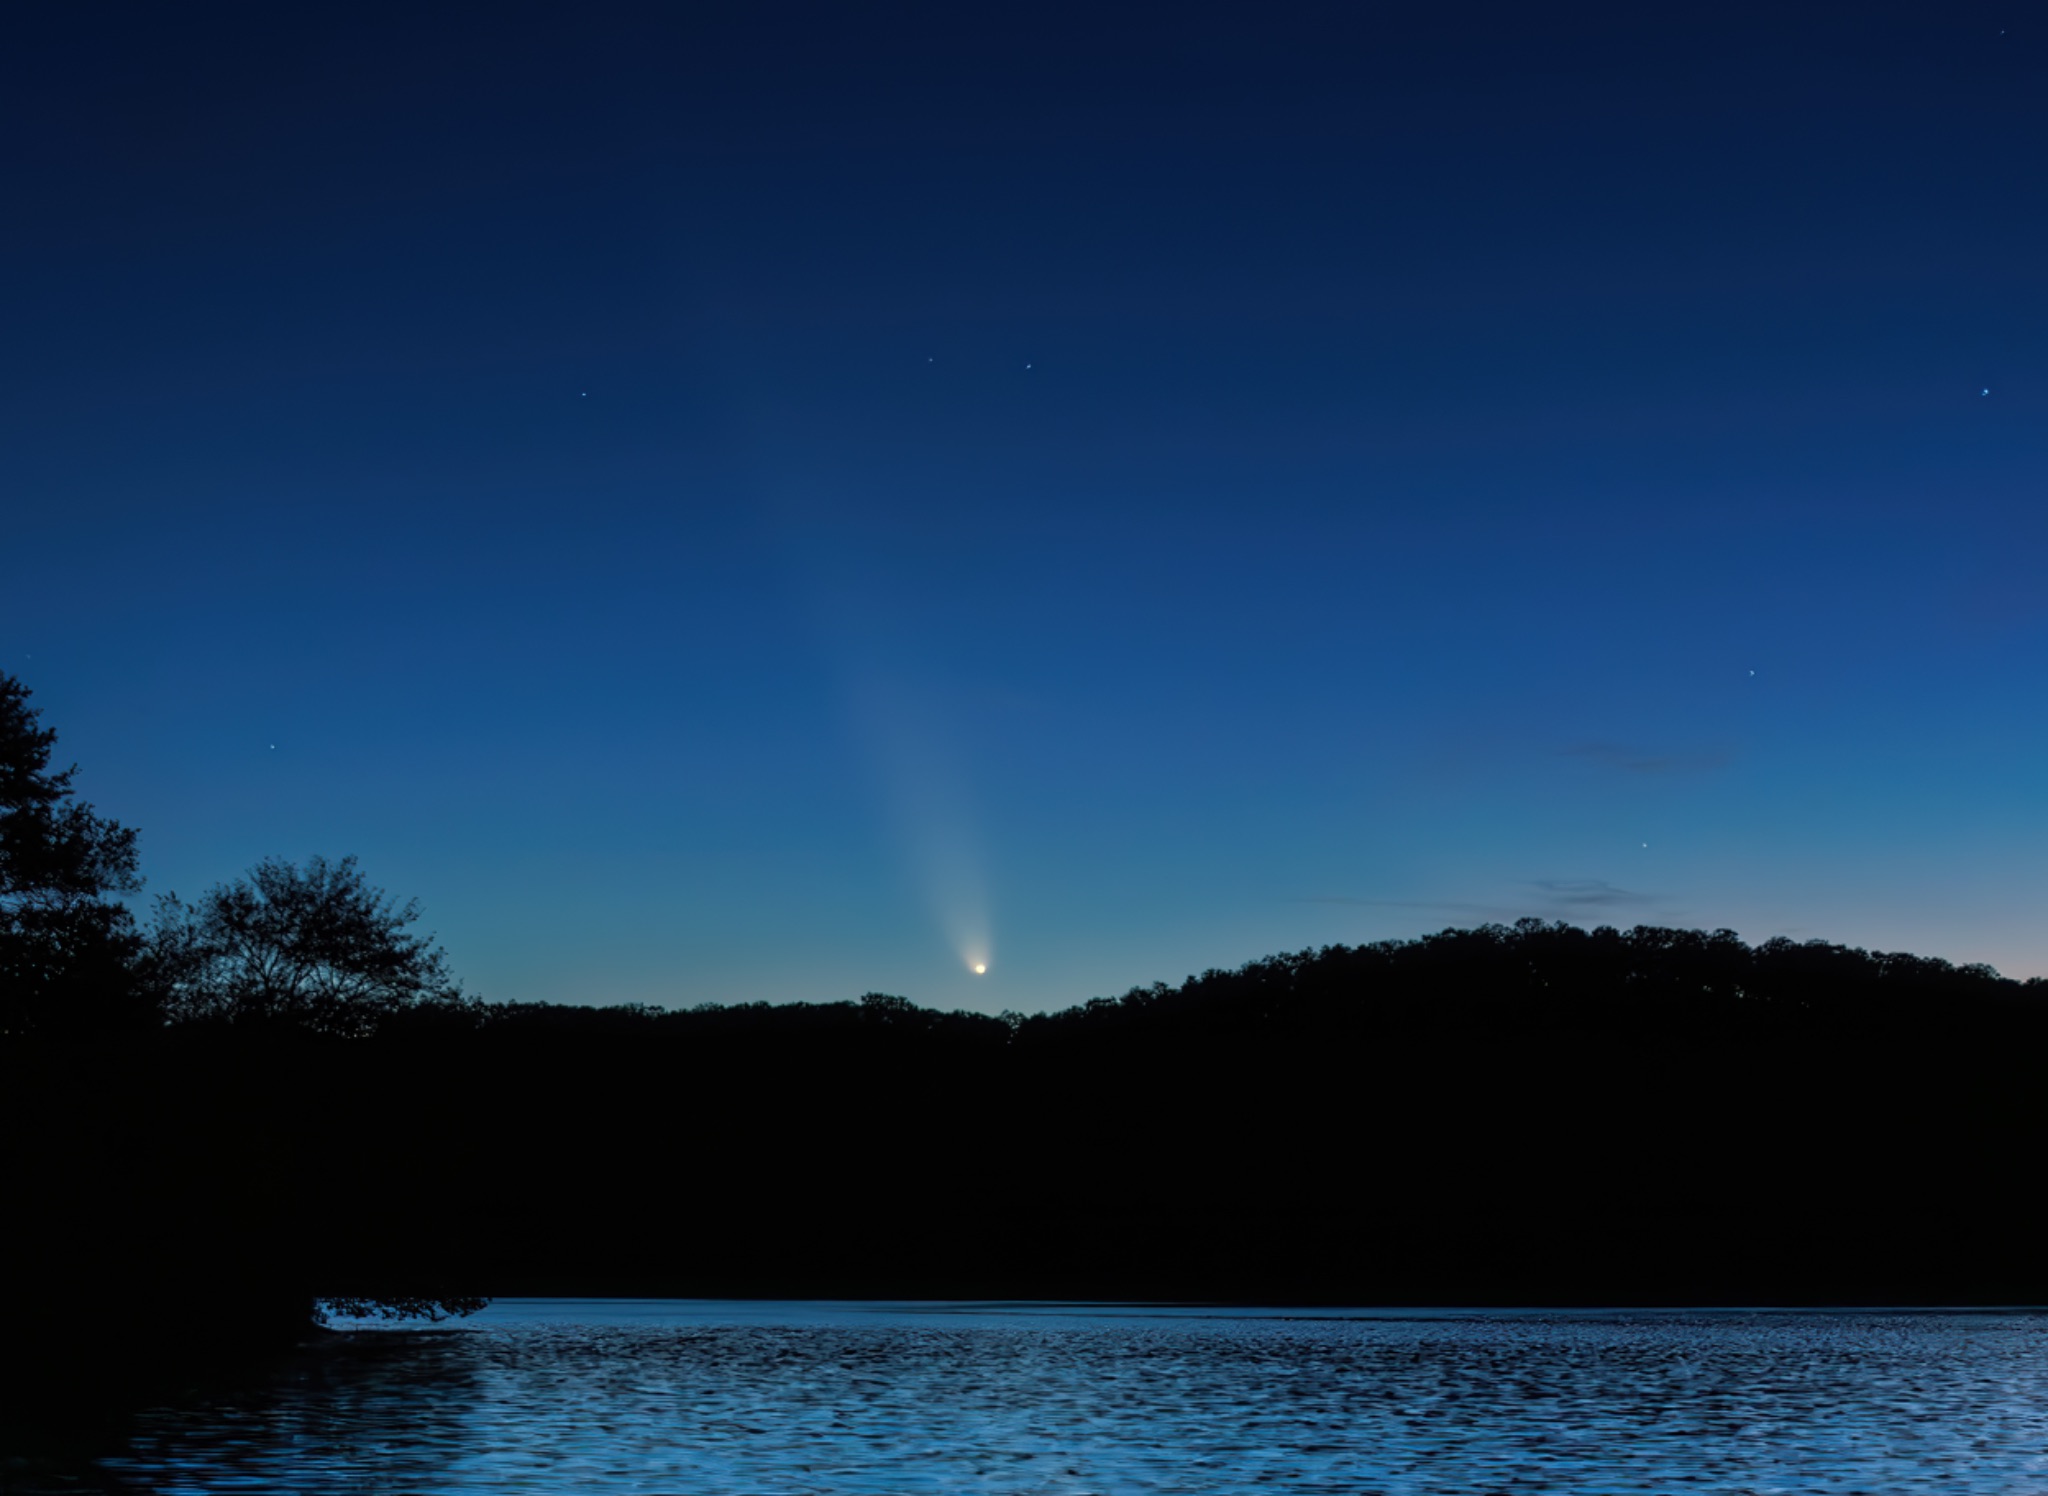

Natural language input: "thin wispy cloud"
[1528,878,1656,910]
[1299,895,1520,919]
[1299,879,1665,924]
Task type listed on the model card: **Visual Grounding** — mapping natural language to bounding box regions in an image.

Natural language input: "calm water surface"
[23,1301,2048,1493]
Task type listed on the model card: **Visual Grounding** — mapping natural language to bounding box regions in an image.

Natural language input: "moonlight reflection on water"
[62,1303,2048,1493]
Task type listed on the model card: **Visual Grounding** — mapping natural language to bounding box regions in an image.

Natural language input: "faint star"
[1981,388,1990,396]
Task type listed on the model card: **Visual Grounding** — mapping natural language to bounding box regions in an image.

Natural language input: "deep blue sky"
[5,2,2044,1007]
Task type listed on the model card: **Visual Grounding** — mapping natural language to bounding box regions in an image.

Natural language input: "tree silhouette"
[153,854,466,1035]
[0,671,146,1035]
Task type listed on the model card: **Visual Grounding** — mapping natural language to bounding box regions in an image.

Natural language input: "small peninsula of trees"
[1,672,485,1395]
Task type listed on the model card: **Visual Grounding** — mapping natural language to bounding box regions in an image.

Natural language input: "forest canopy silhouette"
[6,664,2048,1407]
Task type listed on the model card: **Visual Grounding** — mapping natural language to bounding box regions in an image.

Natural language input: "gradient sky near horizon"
[5,2,2044,1008]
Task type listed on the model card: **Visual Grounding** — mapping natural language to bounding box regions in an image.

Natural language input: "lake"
[15,1301,2048,1493]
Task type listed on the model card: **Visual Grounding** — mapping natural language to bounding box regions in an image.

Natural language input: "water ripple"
[48,1305,2048,1494]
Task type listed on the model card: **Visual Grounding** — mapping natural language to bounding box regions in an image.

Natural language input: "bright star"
[973,963,987,975]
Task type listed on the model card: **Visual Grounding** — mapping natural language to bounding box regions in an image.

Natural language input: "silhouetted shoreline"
[10,919,2048,1411]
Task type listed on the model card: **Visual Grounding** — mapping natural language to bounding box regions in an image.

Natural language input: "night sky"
[6,3,2043,1009]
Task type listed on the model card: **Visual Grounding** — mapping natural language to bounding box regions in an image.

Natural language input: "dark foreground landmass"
[7,919,2047,1409]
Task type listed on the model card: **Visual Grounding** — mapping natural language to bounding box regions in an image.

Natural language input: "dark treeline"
[305,927,2048,1312]
[8,664,2048,1410]
[13,925,2048,1338]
